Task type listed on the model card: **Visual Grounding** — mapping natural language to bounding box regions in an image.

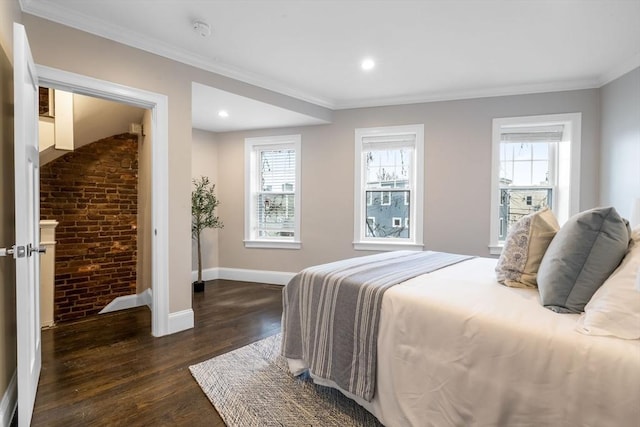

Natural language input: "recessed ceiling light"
[361,58,375,71]
[218,110,229,118]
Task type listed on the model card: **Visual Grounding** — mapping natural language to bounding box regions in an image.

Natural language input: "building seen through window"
[364,148,411,238]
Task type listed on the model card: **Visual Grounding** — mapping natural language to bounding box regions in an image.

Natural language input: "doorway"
[36,65,171,337]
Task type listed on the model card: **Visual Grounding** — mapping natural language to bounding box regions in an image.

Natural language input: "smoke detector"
[193,20,211,38]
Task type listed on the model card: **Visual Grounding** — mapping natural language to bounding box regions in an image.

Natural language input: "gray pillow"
[537,207,631,313]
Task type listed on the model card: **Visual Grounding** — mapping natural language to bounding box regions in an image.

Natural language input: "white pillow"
[576,227,640,339]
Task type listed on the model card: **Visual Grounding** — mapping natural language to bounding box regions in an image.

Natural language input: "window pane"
[365,148,412,189]
[531,143,549,160]
[531,160,549,184]
[260,149,296,192]
[498,188,552,240]
[511,161,532,185]
[512,143,532,161]
[365,190,410,238]
[500,142,552,186]
[256,193,295,238]
[500,143,513,162]
[499,160,513,182]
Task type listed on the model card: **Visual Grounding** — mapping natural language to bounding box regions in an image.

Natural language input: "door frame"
[36,65,171,337]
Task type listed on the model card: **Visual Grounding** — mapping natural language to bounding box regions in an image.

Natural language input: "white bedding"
[288,257,640,426]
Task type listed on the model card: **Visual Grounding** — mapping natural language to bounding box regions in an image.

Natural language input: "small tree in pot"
[192,176,223,292]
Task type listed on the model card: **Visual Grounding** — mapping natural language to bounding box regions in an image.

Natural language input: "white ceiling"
[191,83,329,132]
[21,0,640,133]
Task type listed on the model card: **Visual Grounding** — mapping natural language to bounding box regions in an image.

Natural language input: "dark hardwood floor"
[31,279,283,426]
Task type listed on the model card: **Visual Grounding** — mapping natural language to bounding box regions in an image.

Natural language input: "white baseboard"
[191,267,219,282]
[191,267,295,286]
[0,371,16,427]
[99,288,153,314]
[167,309,194,335]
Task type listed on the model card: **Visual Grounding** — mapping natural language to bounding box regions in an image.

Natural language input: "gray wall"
[600,67,640,218]
[191,129,220,272]
[215,89,601,273]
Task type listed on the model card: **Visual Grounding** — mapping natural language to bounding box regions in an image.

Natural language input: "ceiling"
[21,0,640,133]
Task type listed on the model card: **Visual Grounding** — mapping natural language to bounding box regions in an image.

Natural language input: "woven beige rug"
[189,333,383,427]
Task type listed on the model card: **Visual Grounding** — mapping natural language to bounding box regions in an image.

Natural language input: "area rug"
[189,333,383,427]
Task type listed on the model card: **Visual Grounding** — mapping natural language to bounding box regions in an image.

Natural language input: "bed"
[282,208,640,427]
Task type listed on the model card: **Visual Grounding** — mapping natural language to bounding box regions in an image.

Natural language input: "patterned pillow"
[495,208,560,288]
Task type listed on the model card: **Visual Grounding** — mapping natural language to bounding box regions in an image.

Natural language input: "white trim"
[599,52,640,87]
[489,244,504,256]
[191,267,296,286]
[489,113,582,252]
[218,267,295,285]
[244,135,302,248]
[333,78,601,110]
[0,372,17,427]
[36,65,172,337]
[191,267,219,282]
[167,309,194,335]
[243,240,302,249]
[98,288,153,314]
[354,124,424,251]
[353,241,424,252]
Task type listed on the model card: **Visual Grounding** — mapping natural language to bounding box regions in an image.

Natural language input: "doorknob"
[27,243,46,256]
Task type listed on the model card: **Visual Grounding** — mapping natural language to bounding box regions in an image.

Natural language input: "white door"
[14,22,42,427]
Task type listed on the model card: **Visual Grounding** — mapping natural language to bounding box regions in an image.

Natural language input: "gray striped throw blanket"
[281,250,473,402]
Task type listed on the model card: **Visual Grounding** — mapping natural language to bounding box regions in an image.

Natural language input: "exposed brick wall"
[40,134,138,323]
[39,87,50,116]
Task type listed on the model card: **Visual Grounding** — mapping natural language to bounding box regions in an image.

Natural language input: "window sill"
[489,244,504,255]
[353,241,424,252]
[244,240,301,250]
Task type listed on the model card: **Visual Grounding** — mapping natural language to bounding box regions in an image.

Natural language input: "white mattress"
[290,257,640,426]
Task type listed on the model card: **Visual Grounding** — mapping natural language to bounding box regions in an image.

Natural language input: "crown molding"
[19,0,335,109]
[20,0,639,112]
[598,53,640,87]
[332,77,602,110]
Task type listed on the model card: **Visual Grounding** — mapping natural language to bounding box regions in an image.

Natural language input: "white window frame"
[354,124,424,251]
[489,113,581,255]
[244,134,302,249]
[392,217,402,228]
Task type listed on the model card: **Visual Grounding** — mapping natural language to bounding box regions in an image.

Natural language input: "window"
[489,113,582,254]
[354,124,424,251]
[245,135,301,249]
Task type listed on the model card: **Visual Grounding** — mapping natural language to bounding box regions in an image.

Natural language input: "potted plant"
[191,176,223,292]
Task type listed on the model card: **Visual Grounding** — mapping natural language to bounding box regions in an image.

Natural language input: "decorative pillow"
[537,207,631,313]
[576,227,640,339]
[495,208,559,288]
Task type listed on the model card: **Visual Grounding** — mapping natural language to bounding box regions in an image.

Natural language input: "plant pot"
[193,280,205,293]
